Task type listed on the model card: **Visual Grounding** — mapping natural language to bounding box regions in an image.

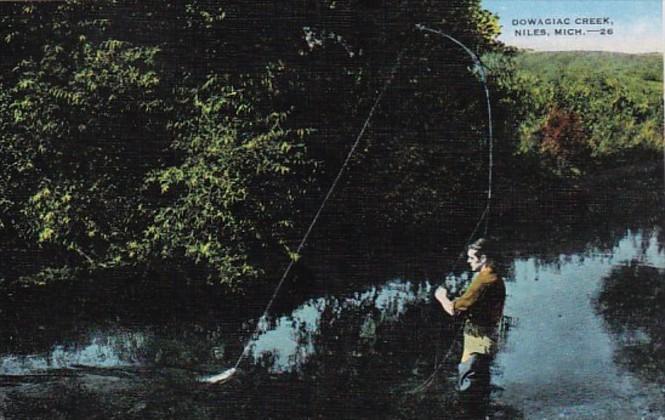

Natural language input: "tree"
[538,107,589,175]
[0,0,507,289]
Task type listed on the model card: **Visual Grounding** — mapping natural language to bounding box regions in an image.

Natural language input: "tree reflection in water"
[596,262,665,385]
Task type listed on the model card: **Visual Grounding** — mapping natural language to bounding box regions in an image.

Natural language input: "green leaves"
[142,76,311,287]
[0,5,172,277]
[508,52,663,176]
[0,0,513,290]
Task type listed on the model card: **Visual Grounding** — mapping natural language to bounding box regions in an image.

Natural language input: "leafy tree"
[0,26,169,271]
[538,108,589,175]
[139,76,312,287]
[0,0,509,289]
[510,51,663,176]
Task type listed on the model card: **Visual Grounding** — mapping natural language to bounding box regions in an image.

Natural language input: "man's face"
[467,249,486,272]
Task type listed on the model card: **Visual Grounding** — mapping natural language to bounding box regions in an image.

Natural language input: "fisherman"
[434,238,506,416]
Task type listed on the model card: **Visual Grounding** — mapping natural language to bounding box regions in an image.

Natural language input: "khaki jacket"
[453,265,505,337]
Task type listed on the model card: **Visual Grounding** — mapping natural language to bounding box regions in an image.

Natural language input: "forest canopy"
[0,1,662,291]
[0,0,504,288]
[508,51,663,176]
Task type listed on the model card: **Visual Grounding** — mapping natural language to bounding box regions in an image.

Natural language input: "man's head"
[466,238,494,272]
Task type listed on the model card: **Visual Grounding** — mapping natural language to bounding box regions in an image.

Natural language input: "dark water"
[1,191,664,418]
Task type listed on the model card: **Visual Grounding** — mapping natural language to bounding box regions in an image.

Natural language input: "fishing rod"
[416,24,494,226]
[407,24,495,394]
[199,24,495,387]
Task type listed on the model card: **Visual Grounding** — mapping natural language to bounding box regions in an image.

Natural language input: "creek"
[1,181,664,419]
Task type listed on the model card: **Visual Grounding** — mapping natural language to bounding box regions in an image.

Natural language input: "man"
[435,238,506,416]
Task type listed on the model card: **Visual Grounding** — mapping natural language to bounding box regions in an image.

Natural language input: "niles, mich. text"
[510,16,615,37]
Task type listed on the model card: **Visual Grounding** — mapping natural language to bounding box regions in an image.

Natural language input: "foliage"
[0,0,506,289]
[509,51,663,176]
[537,107,589,175]
[0,28,168,269]
[2,2,660,292]
[139,77,311,287]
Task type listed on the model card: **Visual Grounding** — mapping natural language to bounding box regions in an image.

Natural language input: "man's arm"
[453,271,495,312]
[436,270,497,316]
[435,286,455,316]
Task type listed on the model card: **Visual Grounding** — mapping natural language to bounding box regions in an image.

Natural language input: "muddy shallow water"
[1,192,664,419]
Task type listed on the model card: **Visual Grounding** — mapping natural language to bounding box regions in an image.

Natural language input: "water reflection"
[0,280,435,377]
[249,280,433,372]
[1,227,664,418]
[596,263,665,385]
[0,332,144,374]
[495,228,665,418]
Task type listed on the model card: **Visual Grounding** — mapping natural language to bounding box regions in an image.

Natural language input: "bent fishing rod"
[200,24,494,386]
[407,24,495,394]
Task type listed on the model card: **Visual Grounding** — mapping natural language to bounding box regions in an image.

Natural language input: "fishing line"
[407,204,490,395]
[199,49,406,384]
[406,24,495,394]
[415,24,494,236]
[201,24,495,388]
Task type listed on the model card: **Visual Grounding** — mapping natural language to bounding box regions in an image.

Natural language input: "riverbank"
[1,159,662,324]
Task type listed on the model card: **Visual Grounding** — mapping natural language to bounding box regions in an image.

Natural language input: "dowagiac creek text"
[510,16,615,37]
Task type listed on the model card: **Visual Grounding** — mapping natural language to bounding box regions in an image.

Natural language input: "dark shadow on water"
[595,262,665,386]
[1,295,465,419]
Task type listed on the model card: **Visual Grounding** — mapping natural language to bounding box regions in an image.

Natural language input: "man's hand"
[435,286,455,316]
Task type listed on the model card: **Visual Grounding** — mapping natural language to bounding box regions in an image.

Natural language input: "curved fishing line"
[415,24,494,233]
[200,49,406,384]
[202,24,495,387]
[407,204,490,395]
[405,24,495,394]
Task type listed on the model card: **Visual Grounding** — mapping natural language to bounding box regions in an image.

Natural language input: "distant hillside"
[502,50,664,176]
[513,51,663,84]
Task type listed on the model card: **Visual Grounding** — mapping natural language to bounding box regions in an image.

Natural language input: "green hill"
[503,51,663,176]
[514,51,662,84]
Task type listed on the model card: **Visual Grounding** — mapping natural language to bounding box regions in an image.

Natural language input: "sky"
[482,0,663,53]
